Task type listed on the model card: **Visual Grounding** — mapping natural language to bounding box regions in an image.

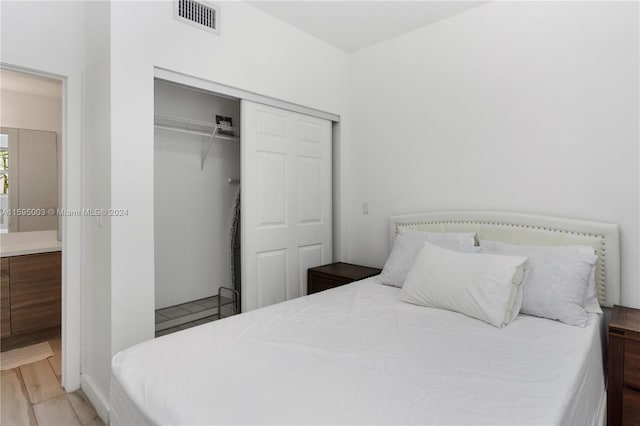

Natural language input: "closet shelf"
[154,114,240,170]
[154,115,239,138]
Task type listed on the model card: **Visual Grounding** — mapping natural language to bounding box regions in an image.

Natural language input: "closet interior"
[154,80,241,337]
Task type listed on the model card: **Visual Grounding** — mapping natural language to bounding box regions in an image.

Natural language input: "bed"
[110,211,620,425]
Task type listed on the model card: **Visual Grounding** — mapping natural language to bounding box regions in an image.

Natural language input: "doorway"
[0,69,63,379]
[153,79,242,336]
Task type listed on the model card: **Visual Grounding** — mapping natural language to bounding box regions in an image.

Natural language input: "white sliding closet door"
[241,100,332,312]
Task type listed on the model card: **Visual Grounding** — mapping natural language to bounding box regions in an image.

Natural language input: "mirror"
[0,69,61,234]
[0,128,58,233]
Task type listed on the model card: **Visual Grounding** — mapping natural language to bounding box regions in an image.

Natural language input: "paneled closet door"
[241,100,332,312]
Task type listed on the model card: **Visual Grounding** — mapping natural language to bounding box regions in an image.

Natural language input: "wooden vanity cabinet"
[1,252,61,351]
[1,258,10,338]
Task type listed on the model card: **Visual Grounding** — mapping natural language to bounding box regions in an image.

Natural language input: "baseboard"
[81,373,110,424]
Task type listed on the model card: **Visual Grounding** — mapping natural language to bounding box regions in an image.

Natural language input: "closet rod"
[228,178,240,185]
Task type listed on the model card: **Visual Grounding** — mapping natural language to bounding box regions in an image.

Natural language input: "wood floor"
[1,339,105,426]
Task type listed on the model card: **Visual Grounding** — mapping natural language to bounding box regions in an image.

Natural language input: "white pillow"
[398,243,528,328]
[378,231,477,287]
[584,268,601,314]
[480,240,600,326]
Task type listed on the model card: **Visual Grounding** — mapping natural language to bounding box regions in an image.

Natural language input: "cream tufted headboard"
[389,211,620,308]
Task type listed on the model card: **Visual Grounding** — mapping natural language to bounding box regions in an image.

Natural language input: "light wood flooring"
[1,339,105,426]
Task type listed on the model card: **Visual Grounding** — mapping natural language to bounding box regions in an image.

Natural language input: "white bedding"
[111,277,605,425]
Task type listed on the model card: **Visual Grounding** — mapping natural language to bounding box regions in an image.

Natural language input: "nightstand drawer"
[623,388,640,426]
[609,305,640,426]
[626,340,640,391]
[308,275,351,294]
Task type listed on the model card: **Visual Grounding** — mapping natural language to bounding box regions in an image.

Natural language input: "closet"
[154,81,241,336]
[153,76,334,337]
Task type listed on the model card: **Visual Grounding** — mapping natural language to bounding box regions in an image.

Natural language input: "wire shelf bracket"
[154,114,239,170]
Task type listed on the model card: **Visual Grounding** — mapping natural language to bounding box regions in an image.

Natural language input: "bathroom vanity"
[1,230,62,350]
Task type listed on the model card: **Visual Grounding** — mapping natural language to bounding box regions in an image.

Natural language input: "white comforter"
[111,277,604,425]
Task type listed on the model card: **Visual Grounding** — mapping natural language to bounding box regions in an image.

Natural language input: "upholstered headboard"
[389,211,620,307]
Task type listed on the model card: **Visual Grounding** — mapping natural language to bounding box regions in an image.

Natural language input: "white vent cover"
[174,0,220,35]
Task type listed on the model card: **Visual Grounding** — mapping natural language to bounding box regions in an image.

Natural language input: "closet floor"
[155,295,234,338]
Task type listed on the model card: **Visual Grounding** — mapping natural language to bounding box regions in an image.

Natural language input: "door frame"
[0,63,83,392]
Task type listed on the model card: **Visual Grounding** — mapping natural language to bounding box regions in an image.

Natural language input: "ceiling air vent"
[174,0,220,35]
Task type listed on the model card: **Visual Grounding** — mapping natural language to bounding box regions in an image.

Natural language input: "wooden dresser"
[609,305,640,426]
[307,262,381,295]
[1,252,61,351]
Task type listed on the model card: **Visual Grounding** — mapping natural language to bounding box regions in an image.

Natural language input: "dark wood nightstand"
[307,262,381,295]
[608,305,640,426]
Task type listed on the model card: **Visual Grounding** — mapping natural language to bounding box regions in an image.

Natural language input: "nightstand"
[608,305,640,426]
[307,262,382,295]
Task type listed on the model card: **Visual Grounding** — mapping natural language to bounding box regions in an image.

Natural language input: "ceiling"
[0,69,61,98]
[246,1,488,53]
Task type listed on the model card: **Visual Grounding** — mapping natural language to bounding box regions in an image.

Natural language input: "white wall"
[348,2,639,305]
[154,82,240,308]
[1,0,85,399]
[109,0,350,399]
[0,89,62,136]
[83,1,111,420]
